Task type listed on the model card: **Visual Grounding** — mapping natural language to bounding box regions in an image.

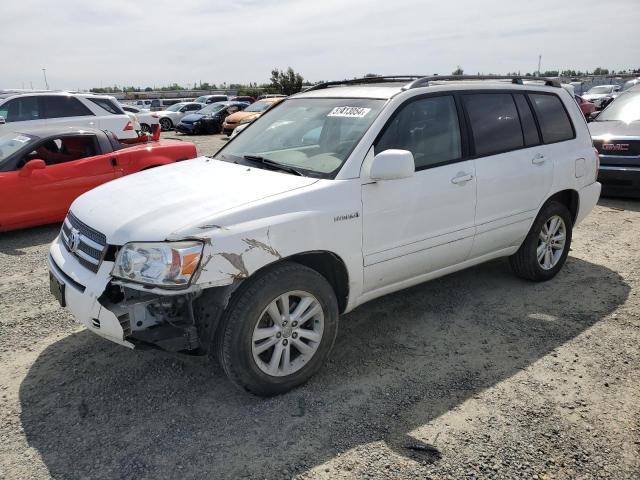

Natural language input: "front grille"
[593,139,640,158]
[60,212,107,273]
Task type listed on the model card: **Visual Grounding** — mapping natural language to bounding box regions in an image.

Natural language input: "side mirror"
[369,149,415,181]
[19,159,46,177]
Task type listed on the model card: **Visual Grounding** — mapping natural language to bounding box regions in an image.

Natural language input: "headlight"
[112,241,204,287]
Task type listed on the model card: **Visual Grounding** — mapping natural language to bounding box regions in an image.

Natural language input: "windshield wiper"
[243,155,304,176]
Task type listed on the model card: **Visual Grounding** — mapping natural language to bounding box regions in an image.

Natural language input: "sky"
[2,0,639,90]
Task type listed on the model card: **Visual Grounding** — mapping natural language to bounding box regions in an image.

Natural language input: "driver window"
[376,95,462,170]
[21,135,98,166]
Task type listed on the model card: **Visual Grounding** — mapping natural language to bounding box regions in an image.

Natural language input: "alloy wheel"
[537,215,567,270]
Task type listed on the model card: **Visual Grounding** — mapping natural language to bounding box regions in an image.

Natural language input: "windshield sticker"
[327,106,371,118]
[13,135,30,143]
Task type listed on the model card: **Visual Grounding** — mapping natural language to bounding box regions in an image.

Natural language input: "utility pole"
[42,68,49,89]
[537,55,542,76]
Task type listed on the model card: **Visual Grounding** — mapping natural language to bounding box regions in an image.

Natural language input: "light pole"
[42,68,49,89]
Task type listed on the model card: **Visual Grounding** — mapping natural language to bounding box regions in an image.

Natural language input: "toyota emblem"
[69,228,81,253]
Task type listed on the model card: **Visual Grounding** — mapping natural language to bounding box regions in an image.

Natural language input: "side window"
[188,104,202,111]
[463,93,523,156]
[43,96,94,118]
[23,135,98,166]
[2,97,41,122]
[88,98,124,115]
[528,93,574,144]
[513,94,541,147]
[376,95,461,170]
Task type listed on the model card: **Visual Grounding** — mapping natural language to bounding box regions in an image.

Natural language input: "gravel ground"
[0,168,639,479]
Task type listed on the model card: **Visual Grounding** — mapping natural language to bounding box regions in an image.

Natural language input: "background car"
[121,104,160,133]
[0,127,198,231]
[230,95,256,104]
[582,85,621,109]
[194,94,228,105]
[221,97,285,135]
[575,95,596,118]
[155,102,204,130]
[0,91,137,139]
[150,98,195,111]
[589,86,640,197]
[176,101,248,135]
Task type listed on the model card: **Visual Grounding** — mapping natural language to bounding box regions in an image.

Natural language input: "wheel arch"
[544,189,579,225]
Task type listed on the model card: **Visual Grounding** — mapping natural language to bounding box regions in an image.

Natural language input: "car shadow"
[0,224,60,256]
[598,196,640,213]
[19,256,629,479]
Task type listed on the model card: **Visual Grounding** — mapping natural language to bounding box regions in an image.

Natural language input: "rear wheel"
[159,118,173,131]
[215,262,339,396]
[510,201,573,281]
[140,123,152,134]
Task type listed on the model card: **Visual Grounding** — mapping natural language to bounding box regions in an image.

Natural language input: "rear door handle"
[451,173,474,184]
[532,153,546,165]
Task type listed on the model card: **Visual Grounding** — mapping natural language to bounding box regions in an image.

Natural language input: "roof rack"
[304,75,561,92]
[405,75,561,89]
[304,76,427,92]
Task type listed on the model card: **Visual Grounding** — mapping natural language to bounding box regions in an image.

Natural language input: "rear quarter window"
[88,98,125,115]
[43,96,94,119]
[528,93,574,144]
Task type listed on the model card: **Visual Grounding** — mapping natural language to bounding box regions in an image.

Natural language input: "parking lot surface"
[1,191,639,479]
[162,131,229,157]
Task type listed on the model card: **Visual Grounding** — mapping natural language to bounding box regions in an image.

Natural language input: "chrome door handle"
[451,173,474,184]
[532,153,546,165]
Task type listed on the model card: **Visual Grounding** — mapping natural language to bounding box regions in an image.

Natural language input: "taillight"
[151,114,159,118]
[123,121,134,131]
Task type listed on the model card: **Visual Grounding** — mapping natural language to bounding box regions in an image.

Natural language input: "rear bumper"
[598,165,640,198]
[576,181,601,226]
[175,123,198,134]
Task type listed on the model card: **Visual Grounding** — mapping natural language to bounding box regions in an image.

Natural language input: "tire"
[509,201,573,281]
[140,123,152,134]
[214,261,339,396]
[159,118,173,131]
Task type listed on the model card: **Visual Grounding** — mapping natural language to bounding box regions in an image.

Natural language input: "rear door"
[0,96,45,130]
[41,95,97,129]
[463,92,554,258]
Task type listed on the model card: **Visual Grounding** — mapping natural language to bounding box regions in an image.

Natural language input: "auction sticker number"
[327,106,371,118]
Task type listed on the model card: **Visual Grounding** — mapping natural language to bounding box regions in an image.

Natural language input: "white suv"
[0,91,137,139]
[48,76,601,395]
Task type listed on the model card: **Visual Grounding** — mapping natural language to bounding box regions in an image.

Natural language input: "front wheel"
[510,201,573,281]
[215,262,339,396]
[159,118,173,131]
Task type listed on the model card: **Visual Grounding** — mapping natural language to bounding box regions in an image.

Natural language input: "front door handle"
[532,153,546,165]
[451,172,474,184]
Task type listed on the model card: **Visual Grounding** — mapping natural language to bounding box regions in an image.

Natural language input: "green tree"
[452,66,464,75]
[592,67,609,76]
[270,67,304,95]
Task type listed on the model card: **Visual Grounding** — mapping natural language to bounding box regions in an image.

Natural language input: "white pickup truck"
[48,76,601,395]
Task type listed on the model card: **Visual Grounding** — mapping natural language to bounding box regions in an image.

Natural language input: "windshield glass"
[197,102,227,114]
[0,132,35,166]
[166,103,186,112]
[244,100,273,113]
[587,86,613,94]
[216,97,386,177]
[195,96,209,103]
[597,92,640,123]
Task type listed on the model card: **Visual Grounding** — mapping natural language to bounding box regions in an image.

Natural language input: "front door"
[362,95,477,294]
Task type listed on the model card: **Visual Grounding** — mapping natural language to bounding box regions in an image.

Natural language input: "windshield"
[0,132,35,166]
[195,96,209,103]
[244,100,273,113]
[197,102,227,114]
[597,92,640,123]
[216,97,386,178]
[166,103,186,112]
[587,86,613,94]
[623,80,639,91]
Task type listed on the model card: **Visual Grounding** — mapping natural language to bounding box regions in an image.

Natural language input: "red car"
[576,95,596,118]
[0,127,197,232]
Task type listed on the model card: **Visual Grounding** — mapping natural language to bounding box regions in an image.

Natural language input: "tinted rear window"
[528,93,574,143]
[88,98,125,115]
[43,96,94,118]
[463,93,523,156]
[513,94,540,147]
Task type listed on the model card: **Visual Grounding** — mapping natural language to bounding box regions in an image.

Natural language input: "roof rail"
[404,75,561,89]
[305,76,428,92]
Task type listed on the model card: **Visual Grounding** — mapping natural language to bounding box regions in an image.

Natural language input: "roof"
[0,90,117,101]
[3,126,104,138]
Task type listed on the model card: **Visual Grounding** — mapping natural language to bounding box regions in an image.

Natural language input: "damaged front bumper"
[48,236,224,353]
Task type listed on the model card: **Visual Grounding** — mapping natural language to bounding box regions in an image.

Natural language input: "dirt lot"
[1,150,639,479]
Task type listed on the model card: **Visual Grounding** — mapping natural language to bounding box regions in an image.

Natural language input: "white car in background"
[120,104,160,133]
[155,102,204,131]
[0,91,137,139]
[582,85,621,108]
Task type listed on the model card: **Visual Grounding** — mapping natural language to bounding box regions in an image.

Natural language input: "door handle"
[451,173,474,184]
[532,153,546,165]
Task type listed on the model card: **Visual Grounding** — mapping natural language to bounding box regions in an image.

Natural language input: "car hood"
[225,111,260,123]
[180,113,208,122]
[70,157,318,244]
[589,120,640,138]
